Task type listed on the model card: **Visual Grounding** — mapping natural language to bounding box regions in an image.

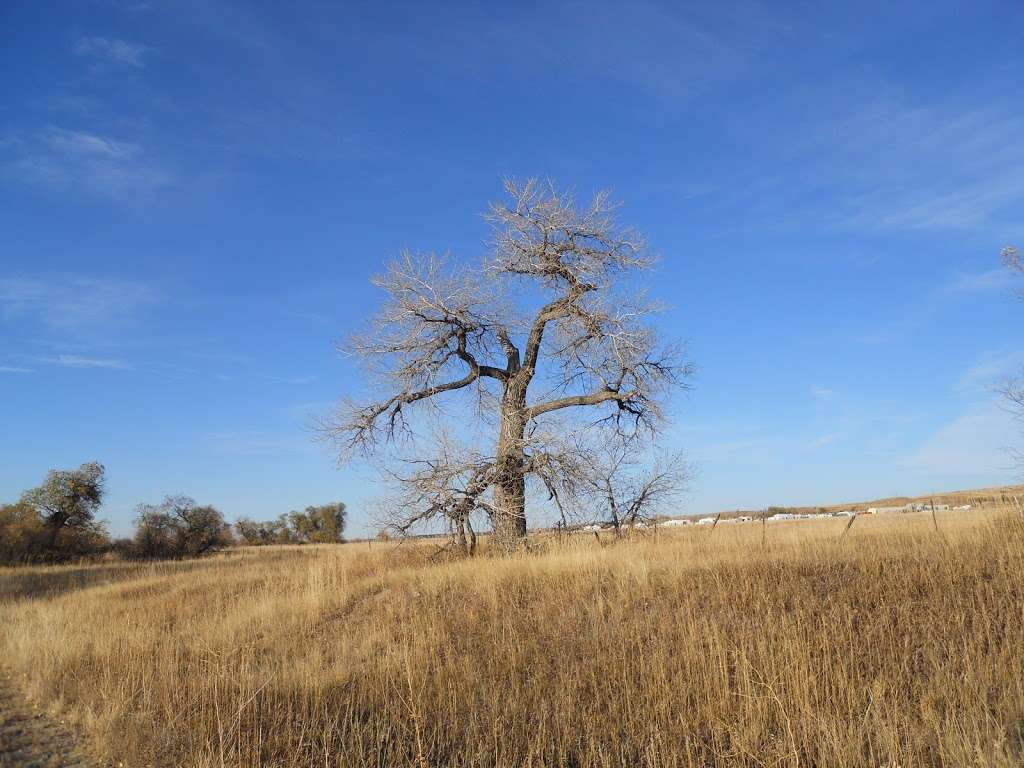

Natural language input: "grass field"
[2,507,1023,767]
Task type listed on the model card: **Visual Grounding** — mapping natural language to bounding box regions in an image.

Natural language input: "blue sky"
[2,0,1022,536]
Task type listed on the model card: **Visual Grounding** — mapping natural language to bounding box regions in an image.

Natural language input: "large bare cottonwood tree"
[322,180,690,552]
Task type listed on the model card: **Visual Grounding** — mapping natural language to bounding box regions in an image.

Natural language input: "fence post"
[840,512,857,540]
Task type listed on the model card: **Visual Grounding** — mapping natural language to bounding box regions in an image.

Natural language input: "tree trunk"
[493,474,526,551]
[453,520,468,555]
[46,514,67,549]
[492,378,529,553]
[605,482,621,538]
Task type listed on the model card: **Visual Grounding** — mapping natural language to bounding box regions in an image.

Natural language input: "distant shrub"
[132,496,233,560]
[235,515,299,545]
[110,537,138,561]
[0,501,47,565]
[235,517,278,546]
[289,503,347,544]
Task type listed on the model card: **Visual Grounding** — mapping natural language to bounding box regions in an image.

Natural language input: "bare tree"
[1002,246,1023,471]
[321,180,690,552]
[580,445,690,536]
[380,439,491,555]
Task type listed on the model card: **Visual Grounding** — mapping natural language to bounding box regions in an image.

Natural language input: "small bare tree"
[1002,246,1023,471]
[375,434,492,555]
[321,180,690,552]
[580,445,690,536]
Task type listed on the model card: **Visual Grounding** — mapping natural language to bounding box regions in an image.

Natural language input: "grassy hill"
[1,502,1022,767]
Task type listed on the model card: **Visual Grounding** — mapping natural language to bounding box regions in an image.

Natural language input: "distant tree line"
[234,504,347,546]
[0,462,346,565]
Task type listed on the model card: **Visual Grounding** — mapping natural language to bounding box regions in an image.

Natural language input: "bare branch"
[318,252,513,454]
[486,178,650,290]
[487,179,652,373]
[528,388,638,418]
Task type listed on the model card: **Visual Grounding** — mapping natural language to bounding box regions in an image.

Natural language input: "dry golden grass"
[2,508,1023,767]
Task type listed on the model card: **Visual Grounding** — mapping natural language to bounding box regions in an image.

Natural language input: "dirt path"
[0,675,93,768]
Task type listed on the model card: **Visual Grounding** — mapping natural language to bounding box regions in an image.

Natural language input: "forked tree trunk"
[492,378,529,552]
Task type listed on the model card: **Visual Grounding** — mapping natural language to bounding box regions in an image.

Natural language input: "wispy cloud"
[807,431,842,450]
[43,128,137,159]
[204,431,313,456]
[873,178,1024,232]
[899,401,1020,474]
[75,36,150,67]
[40,354,131,369]
[0,365,33,374]
[104,0,153,11]
[48,95,101,114]
[944,268,1015,295]
[956,351,1024,393]
[265,374,316,385]
[282,400,335,422]
[832,103,1024,232]
[2,127,176,199]
[810,387,835,402]
[743,94,1024,235]
[394,1,784,107]
[0,276,156,330]
[690,435,782,463]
